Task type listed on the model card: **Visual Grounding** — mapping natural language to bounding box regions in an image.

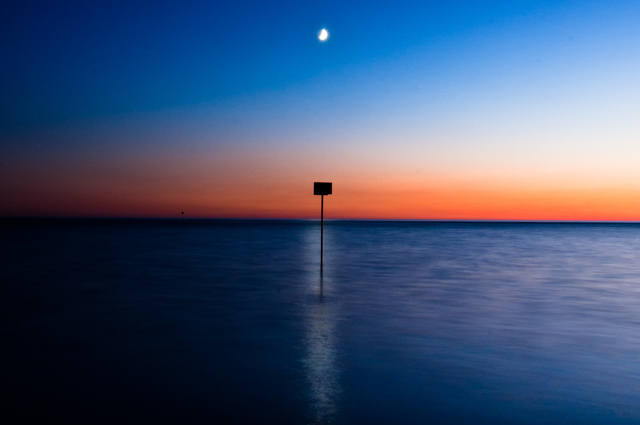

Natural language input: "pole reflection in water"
[302,273,342,423]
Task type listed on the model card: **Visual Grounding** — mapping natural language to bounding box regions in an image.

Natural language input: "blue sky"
[4,0,635,129]
[1,1,639,218]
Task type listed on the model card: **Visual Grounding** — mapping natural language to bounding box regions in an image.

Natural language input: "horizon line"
[2,216,640,225]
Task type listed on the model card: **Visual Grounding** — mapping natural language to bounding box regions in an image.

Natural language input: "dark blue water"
[3,219,640,424]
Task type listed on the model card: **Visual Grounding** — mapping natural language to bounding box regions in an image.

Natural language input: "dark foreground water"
[3,219,640,424]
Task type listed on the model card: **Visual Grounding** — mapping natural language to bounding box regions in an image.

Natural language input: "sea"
[3,219,640,424]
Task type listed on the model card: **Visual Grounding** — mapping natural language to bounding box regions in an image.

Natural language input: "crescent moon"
[318,28,329,42]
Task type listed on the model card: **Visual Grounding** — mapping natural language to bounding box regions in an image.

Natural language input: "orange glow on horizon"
[4,175,639,222]
[2,148,639,221]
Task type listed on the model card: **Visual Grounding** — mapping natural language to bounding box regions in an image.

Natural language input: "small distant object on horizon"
[318,28,329,42]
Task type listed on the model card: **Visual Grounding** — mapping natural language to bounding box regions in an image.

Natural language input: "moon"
[318,28,329,42]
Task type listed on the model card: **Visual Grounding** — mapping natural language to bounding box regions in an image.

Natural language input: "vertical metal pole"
[320,194,324,273]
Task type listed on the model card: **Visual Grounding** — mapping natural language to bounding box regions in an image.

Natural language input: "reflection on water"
[302,222,342,424]
[303,277,341,423]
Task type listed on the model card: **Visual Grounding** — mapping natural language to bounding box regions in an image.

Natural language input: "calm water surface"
[2,219,640,424]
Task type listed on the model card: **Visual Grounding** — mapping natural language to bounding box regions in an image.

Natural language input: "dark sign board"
[314,182,332,196]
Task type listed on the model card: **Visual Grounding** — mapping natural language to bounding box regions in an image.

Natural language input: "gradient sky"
[1,0,639,220]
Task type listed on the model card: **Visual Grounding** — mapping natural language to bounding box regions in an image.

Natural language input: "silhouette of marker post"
[314,182,332,273]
